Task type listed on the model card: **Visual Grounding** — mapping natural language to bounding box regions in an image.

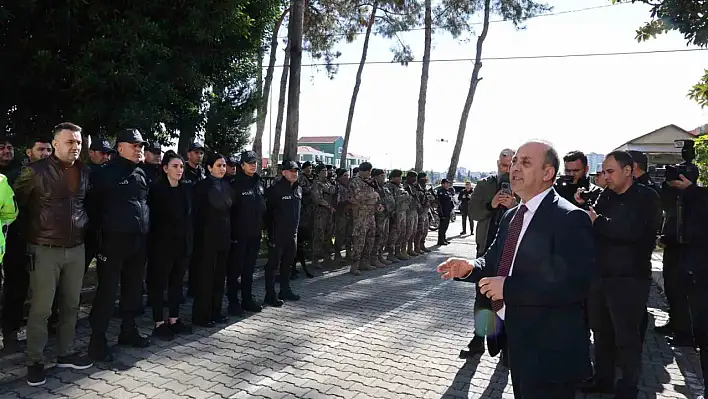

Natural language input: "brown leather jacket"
[13,156,90,247]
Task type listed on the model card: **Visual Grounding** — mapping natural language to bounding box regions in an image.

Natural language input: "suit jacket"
[464,188,595,384]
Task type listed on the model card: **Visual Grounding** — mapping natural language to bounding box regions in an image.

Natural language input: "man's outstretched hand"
[437,258,473,280]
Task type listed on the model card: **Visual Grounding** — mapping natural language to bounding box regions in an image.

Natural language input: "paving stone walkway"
[0,220,703,398]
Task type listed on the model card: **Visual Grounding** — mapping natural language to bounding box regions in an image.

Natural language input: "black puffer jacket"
[265,178,301,241]
[230,172,266,239]
[87,156,150,235]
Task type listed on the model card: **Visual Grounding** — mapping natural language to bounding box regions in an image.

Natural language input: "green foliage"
[695,135,708,186]
[612,0,708,107]
[435,0,552,39]
[1,0,279,149]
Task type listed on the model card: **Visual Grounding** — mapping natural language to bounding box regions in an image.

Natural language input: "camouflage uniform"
[405,183,421,256]
[296,173,314,261]
[349,175,378,274]
[375,181,396,265]
[386,181,410,260]
[334,182,352,260]
[310,178,335,265]
[415,184,435,253]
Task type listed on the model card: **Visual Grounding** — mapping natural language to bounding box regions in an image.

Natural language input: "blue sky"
[252,0,708,172]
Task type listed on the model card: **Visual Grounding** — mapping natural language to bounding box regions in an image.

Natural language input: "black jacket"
[458,188,472,213]
[193,175,232,251]
[681,185,708,275]
[147,178,193,257]
[141,163,161,186]
[0,160,23,187]
[593,182,661,279]
[230,172,266,239]
[436,187,454,217]
[87,156,150,235]
[265,178,301,241]
[182,163,205,188]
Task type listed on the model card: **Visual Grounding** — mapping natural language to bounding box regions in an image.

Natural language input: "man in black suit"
[438,140,595,399]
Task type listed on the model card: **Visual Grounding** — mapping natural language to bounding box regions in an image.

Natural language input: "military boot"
[370,256,385,268]
[420,243,432,253]
[387,248,399,263]
[360,258,376,271]
[397,249,410,260]
[378,254,392,266]
[349,262,361,276]
[408,243,420,256]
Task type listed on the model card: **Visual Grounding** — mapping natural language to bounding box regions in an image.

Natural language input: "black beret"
[314,164,326,174]
[417,172,427,178]
[336,168,347,178]
[352,167,360,174]
[389,169,403,178]
[302,161,312,168]
[358,162,373,172]
[406,171,418,178]
[372,168,385,177]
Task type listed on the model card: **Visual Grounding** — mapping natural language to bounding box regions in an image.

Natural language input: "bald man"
[439,141,595,399]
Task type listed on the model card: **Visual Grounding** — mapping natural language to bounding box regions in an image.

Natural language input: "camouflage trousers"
[415,210,430,247]
[405,210,419,243]
[334,206,352,253]
[387,211,406,252]
[312,206,333,258]
[374,214,390,256]
[351,207,376,262]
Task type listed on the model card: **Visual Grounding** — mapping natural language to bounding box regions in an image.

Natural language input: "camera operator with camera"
[554,151,602,208]
[654,140,699,346]
[579,151,662,398]
[665,167,708,399]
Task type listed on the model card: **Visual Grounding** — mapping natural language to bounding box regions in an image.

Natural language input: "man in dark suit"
[438,140,595,399]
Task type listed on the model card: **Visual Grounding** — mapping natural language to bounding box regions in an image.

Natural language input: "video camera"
[555,175,593,203]
[664,139,699,183]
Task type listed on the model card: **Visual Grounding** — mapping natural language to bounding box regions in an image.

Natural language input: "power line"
[276,3,626,40]
[263,48,708,68]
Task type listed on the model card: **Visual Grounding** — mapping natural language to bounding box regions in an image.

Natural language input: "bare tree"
[442,0,551,181]
[271,42,291,171]
[414,0,432,171]
[253,9,290,172]
[284,0,305,161]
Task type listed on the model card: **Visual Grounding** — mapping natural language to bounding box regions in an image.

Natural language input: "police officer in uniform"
[142,141,162,185]
[182,140,206,297]
[87,129,151,362]
[264,160,302,306]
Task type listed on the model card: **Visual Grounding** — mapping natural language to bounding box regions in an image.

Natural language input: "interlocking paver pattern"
[0,219,702,398]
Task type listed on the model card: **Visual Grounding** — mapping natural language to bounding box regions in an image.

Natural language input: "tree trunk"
[253,9,289,173]
[340,3,378,169]
[271,43,290,172]
[253,49,264,169]
[446,0,491,182]
[284,0,305,162]
[414,0,432,172]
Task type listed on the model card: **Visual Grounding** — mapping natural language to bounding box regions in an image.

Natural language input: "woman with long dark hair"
[146,150,193,340]
[192,152,232,327]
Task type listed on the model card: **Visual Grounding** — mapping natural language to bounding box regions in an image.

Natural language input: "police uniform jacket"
[230,172,266,239]
[265,178,301,242]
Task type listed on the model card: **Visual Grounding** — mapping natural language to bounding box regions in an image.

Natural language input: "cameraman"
[554,150,602,208]
[666,174,708,399]
[580,151,662,398]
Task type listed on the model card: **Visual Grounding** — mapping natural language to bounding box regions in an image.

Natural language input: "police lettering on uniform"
[87,128,151,362]
[227,150,266,315]
[264,160,303,306]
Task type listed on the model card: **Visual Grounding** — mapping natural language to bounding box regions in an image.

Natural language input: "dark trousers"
[1,234,29,336]
[265,237,295,295]
[84,228,99,273]
[148,245,188,322]
[460,212,473,234]
[437,215,450,244]
[588,277,651,395]
[191,248,228,324]
[510,375,576,399]
[90,234,147,336]
[663,244,692,335]
[227,237,260,305]
[685,270,708,397]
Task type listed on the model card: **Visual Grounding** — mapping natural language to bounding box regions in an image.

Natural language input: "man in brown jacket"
[14,122,93,386]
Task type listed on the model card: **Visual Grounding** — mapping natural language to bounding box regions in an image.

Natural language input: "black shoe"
[1,334,21,354]
[228,302,245,317]
[499,352,509,368]
[264,294,284,307]
[152,324,175,341]
[579,378,614,394]
[88,336,114,362]
[467,337,485,355]
[56,353,93,370]
[279,291,301,301]
[27,363,46,386]
[118,328,151,348]
[168,319,192,335]
[461,231,466,235]
[194,320,216,328]
[242,298,262,313]
[213,315,229,324]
